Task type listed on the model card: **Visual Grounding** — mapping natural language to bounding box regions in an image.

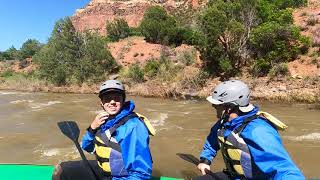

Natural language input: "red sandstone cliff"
[71,0,205,35]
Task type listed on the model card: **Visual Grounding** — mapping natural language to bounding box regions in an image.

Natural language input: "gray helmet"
[99,80,125,98]
[206,80,254,112]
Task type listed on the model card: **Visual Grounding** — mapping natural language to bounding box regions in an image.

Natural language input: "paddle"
[57,121,100,180]
[176,153,221,179]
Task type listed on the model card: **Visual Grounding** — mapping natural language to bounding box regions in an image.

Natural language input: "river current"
[0,90,319,179]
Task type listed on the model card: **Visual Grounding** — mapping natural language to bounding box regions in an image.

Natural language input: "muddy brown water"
[0,90,319,179]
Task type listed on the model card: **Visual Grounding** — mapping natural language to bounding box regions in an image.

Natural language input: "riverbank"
[1,74,319,104]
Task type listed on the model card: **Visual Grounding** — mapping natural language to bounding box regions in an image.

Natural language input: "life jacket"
[93,112,155,176]
[217,111,287,179]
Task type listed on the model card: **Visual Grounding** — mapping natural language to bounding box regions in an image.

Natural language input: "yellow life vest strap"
[257,111,288,130]
[106,112,156,136]
[135,112,156,136]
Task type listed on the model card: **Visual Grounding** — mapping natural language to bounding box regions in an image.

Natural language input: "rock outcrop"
[71,0,152,35]
[71,0,205,35]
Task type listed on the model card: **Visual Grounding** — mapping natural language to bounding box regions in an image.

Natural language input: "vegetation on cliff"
[1,0,319,103]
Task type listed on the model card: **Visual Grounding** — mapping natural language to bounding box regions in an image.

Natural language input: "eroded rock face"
[71,0,152,35]
[71,0,205,35]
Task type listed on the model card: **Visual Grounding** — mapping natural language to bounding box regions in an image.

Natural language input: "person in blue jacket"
[195,80,304,180]
[52,80,153,180]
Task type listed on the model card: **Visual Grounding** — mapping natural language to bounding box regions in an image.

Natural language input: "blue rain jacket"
[200,106,304,179]
[82,101,152,180]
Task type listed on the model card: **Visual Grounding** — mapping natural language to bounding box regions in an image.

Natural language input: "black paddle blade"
[57,121,80,142]
[176,153,200,165]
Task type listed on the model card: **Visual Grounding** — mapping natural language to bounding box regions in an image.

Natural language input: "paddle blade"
[176,153,200,165]
[57,121,80,142]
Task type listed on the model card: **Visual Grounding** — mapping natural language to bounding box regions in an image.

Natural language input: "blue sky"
[0,0,90,51]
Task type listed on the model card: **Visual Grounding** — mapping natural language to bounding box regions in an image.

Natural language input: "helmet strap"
[220,103,240,124]
[220,110,230,124]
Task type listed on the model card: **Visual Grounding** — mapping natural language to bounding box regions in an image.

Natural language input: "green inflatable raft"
[0,164,182,180]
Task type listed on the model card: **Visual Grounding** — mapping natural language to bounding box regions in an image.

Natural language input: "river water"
[0,90,319,179]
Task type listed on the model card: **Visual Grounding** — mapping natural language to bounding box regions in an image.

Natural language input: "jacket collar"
[101,100,135,131]
[222,106,259,130]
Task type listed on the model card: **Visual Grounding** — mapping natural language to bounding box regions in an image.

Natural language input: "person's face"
[100,91,124,115]
[212,104,225,119]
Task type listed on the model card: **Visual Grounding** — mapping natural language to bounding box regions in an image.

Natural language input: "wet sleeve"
[81,131,95,153]
[200,121,221,163]
[243,121,305,179]
[120,119,152,180]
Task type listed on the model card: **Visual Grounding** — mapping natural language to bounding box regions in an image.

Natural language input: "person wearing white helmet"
[195,80,304,180]
[53,80,155,180]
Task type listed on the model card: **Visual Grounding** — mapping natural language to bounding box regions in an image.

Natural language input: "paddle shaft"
[72,135,101,180]
[176,153,220,179]
[58,121,101,180]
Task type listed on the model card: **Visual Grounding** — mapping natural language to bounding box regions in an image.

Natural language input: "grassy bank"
[1,72,319,104]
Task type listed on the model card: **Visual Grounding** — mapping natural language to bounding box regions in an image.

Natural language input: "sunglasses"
[101,93,124,104]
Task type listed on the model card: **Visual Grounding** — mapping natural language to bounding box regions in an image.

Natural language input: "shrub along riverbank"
[0,69,319,104]
[1,0,319,104]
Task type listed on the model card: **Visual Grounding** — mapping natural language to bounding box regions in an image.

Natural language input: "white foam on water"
[72,99,88,103]
[63,147,80,159]
[10,99,34,104]
[286,132,320,142]
[30,101,63,109]
[34,145,58,157]
[31,108,44,112]
[42,148,60,157]
[15,122,25,126]
[0,91,31,95]
[157,127,170,131]
[36,145,79,159]
[172,125,184,130]
[150,113,168,127]
[0,91,17,95]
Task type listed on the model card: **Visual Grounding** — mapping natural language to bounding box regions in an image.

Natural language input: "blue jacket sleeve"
[118,118,152,180]
[242,119,305,179]
[81,130,95,153]
[200,121,221,163]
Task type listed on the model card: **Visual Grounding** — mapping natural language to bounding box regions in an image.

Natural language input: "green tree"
[140,6,179,45]
[1,46,20,60]
[256,0,306,22]
[75,31,117,84]
[197,0,257,75]
[0,51,4,61]
[106,18,131,42]
[249,21,310,68]
[274,0,307,9]
[20,39,42,59]
[34,17,80,85]
[196,0,309,77]
[34,44,68,85]
[34,17,117,85]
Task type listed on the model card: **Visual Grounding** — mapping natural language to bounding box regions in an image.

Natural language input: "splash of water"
[286,132,320,142]
[10,100,34,104]
[150,113,168,127]
[30,101,63,109]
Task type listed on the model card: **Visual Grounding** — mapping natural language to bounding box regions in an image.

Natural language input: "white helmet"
[206,80,254,112]
[99,80,125,98]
